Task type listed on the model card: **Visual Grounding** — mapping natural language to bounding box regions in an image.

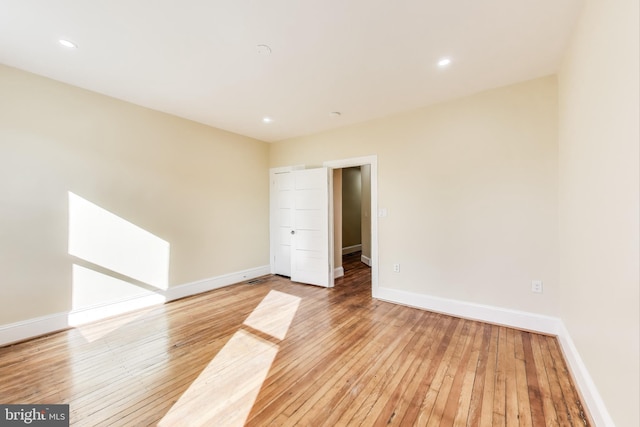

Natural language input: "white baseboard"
[374,287,559,334]
[361,254,372,266]
[334,267,344,279]
[555,323,615,427]
[342,244,362,255]
[373,286,613,426]
[164,265,270,302]
[0,265,270,347]
[0,312,69,347]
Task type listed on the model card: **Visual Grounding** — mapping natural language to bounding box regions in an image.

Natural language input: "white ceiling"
[0,0,583,142]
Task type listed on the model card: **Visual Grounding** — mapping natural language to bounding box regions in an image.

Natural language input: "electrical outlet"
[393,263,400,273]
[531,280,543,293]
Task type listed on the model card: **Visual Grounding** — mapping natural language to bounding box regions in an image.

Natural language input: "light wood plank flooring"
[0,253,590,426]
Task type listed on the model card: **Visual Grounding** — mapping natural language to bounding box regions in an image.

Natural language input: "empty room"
[0,1,638,426]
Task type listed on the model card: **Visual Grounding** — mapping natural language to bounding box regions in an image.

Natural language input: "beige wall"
[558,0,640,425]
[342,167,362,248]
[271,76,559,315]
[0,64,270,325]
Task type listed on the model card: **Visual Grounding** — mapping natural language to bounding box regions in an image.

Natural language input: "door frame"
[323,156,378,295]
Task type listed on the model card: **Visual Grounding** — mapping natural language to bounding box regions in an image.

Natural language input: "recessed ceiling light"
[262,117,273,123]
[256,44,272,55]
[59,39,77,49]
[437,57,452,68]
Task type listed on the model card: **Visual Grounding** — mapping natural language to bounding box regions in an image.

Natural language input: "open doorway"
[269,156,378,294]
[324,156,378,295]
[332,166,372,281]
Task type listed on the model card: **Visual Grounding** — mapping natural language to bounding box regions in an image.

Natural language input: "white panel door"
[291,168,331,287]
[272,171,294,276]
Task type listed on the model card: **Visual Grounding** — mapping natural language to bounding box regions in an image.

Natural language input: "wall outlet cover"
[531,280,543,293]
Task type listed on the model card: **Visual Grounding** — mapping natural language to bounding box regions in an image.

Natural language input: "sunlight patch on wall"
[72,264,154,307]
[68,264,164,331]
[68,192,170,290]
[159,290,301,426]
[67,192,169,333]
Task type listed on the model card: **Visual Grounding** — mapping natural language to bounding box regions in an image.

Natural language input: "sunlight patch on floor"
[159,290,301,426]
[158,329,278,426]
[243,290,301,340]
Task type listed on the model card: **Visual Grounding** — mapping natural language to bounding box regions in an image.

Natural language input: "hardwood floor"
[0,252,590,426]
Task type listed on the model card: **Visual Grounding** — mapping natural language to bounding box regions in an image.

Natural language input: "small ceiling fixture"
[256,44,272,55]
[59,39,77,49]
[437,57,452,68]
[330,111,342,117]
[262,117,273,123]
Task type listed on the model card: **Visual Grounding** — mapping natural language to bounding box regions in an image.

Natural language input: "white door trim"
[323,156,378,294]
